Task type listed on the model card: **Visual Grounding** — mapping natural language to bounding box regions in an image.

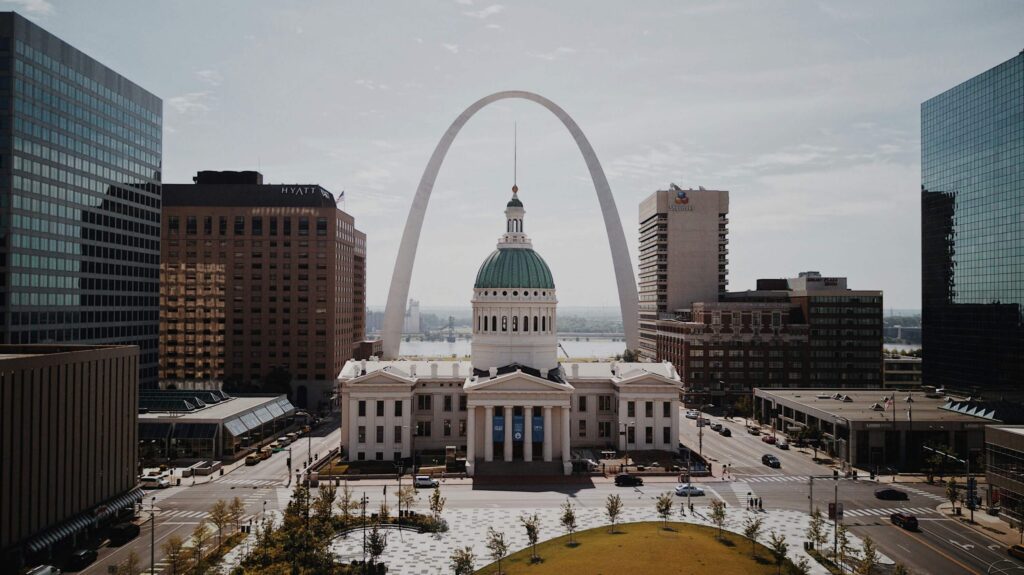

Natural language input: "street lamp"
[149,496,157,575]
[294,410,313,467]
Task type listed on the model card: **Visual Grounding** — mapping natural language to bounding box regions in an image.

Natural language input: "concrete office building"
[160,171,366,411]
[638,185,729,360]
[403,298,421,334]
[0,345,141,566]
[340,189,682,476]
[922,51,1024,397]
[985,425,1024,527]
[883,354,923,389]
[0,13,163,387]
[754,388,987,471]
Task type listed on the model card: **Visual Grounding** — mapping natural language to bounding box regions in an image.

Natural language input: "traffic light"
[286,457,292,468]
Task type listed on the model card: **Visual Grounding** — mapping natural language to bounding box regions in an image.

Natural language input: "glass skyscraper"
[921,51,1023,397]
[0,13,162,386]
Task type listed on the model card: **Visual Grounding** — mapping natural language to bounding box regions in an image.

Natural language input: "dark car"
[718,427,732,437]
[761,454,781,468]
[615,474,644,487]
[874,488,909,501]
[65,549,97,571]
[890,512,918,530]
[710,423,723,432]
[108,522,140,545]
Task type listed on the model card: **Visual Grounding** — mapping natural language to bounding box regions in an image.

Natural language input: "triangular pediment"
[465,370,573,394]
[348,367,416,387]
[613,369,682,390]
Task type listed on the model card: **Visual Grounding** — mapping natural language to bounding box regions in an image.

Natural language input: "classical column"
[484,406,494,462]
[523,405,534,462]
[618,399,628,451]
[348,395,359,459]
[402,398,412,458]
[466,406,476,462]
[543,406,553,462]
[561,405,571,462]
[670,399,680,452]
[504,405,514,462]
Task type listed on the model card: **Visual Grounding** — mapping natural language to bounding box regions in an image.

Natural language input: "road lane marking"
[899,526,982,575]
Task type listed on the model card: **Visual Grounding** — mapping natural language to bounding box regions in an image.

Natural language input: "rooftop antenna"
[513,121,518,190]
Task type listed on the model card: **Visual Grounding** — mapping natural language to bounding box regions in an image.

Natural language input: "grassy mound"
[475,521,787,575]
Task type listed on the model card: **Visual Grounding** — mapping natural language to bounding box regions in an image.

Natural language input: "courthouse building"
[339,188,683,475]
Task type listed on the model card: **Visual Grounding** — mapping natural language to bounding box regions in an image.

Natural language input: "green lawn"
[474,521,788,575]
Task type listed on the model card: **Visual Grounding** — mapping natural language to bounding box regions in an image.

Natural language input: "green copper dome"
[474,248,555,289]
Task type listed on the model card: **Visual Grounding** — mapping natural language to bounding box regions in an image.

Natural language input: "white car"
[684,410,700,419]
[140,476,170,489]
[675,483,705,496]
[413,475,438,489]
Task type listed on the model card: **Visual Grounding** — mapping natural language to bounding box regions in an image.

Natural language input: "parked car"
[286,432,299,443]
[413,475,438,489]
[615,474,644,487]
[747,426,762,435]
[1008,544,1024,560]
[776,440,789,450]
[140,476,169,489]
[278,437,292,446]
[675,483,705,496]
[761,454,781,468]
[65,549,97,571]
[710,423,723,432]
[301,425,312,434]
[890,512,918,530]
[874,488,909,501]
[26,566,61,575]
[108,522,140,545]
[245,454,261,466]
[685,410,700,419]
[259,447,273,460]
[718,427,732,437]
[269,441,282,450]
[761,435,777,444]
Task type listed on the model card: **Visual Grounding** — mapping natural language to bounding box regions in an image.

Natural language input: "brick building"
[160,171,366,411]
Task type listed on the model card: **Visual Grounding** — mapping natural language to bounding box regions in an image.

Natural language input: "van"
[109,522,140,545]
[890,512,918,530]
[140,476,169,489]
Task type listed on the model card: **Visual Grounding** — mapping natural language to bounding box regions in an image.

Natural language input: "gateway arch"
[381,90,639,359]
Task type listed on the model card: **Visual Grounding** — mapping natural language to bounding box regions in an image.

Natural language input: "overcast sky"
[12,0,1023,311]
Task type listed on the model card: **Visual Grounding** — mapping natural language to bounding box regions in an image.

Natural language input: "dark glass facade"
[921,51,1024,397]
[0,13,162,386]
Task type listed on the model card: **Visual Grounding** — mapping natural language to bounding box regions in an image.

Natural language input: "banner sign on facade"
[493,415,504,443]
[512,415,525,443]
[532,416,544,443]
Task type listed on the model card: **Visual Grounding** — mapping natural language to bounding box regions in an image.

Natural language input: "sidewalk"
[936,502,1019,549]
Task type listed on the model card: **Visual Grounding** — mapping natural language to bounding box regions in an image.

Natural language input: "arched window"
[477,316,481,331]
[512,316,518,331]
[491,315,497,331]
[523,315,529,332]
[501,316,508,332]
[534,316,538,332]
[542,316,546,332]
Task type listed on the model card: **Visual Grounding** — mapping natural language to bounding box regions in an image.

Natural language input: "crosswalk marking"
[843,506,936,518]
[742,475,806,483]
[221,478,280,487]
[900,486,947,502]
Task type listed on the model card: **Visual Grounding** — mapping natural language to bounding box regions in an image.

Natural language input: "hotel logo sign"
[669,190,694,212]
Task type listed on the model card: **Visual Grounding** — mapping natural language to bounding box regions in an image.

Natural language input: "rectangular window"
[270,217,278,236]
[358,400,366,417]
[168,216,179,233]
[375,426,384,443]
[599,421,611,438]
[376,400,384,417]
[459,420,467,437]
[394,400,403,417]
[599,395,612,411]
[376,452,384,461]
[219,216,227,235]
[627,401,635,418]
[394,426,402,443]
[663,401,671,418]
[417,395,432,410]
[357,426,366,443]
[204,216,212,235]
[234,216,245,235]
[443,419,452,436]
[645,426,653,445]
[186,216,197,234]
[416,421,431,437]
[283,217,292,236]
[252,216,263,236]
[444,395,453,412]
[298,217,309,236]
[627,426,636,444]
[316,217,328,236]
[663,426,671,445]
[459,395,467,411]
[645,402,654,418]
[578,419,587,437]
[357,452,365,461]
[578,396,587,412]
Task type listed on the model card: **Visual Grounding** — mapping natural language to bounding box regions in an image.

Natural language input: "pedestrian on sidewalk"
[758,498,763,511]
[689,502,694,514]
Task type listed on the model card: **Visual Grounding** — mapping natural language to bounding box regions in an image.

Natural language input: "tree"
[208,499,232,547]
[379,500,391,521]
[367,522,388,567]
[337,481,358,524]
[398,484,418,515]
[519,513,541,562]
[733,394,753,420]
[621,349,639,362]
[450,546,476,575]
[836,524,853,572]
[893,563,911,575]
[486,527,509,575]
[857,535,879,575]
[768,530,788,575]
[229,497,245,532]
[429,485,447,523]
[656,492,674,527]
[789,556,812,575]
[312,484,337,541]
[190,520,212,572]
[806,508,827,553]
[115,551,141,575]
[945,478,959,512]
[605,493,623,534]
[161,535,185,575]
[710,500,727,540]
[743,514,764,558]
[560,500,578,545]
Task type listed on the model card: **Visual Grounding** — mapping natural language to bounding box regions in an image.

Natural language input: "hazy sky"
[12,1,1023,310]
